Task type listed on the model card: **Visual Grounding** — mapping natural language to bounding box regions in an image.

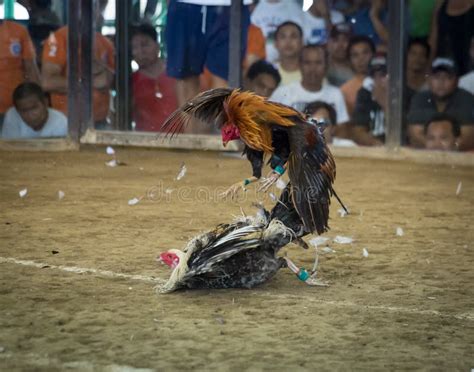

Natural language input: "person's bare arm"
[458,126,474,151]
[23,59,41,84]
[428,0,444,60]
[352,126,383,146]
[41,61,67,93]
[408,124,426,148]
[369,0,389,44]
[92,60,114,91]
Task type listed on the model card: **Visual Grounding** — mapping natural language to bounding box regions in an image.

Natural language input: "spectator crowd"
[1,0,473,152]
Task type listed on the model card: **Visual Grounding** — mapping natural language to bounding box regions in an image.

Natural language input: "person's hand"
[372,76,389,111]
[258,170,281,193]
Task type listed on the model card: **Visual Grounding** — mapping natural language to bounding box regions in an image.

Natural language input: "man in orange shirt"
[340,35,375,117]
[41,17,115,129]
[0,20,40,128]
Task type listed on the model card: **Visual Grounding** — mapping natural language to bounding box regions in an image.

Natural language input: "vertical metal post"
[386,0,406,150]
[68,0,93,141]
[116,0,131,131]
[228,0,242,88]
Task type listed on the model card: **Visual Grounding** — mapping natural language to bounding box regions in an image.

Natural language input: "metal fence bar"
[115,0,131,131]
[386,0,406,150]
[67,0,93,141]
[228,0,242,88]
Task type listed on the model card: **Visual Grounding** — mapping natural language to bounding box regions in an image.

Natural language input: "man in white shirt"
[270,44,349,125]
[251,0,304,63]
[2,82,67,139]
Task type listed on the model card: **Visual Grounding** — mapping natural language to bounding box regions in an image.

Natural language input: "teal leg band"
[297,268,310,281]
[274,165,285,175]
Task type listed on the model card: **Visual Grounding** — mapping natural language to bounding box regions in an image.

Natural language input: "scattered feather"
[456,181,462,196]
[105,159,118,167]
[309,236,330,246]
[338,208,348,217]
[427,296,436,300]
[19,188,28,198]
[362,248,369,257]
[58,190,65,200]
[276,179,287,190]
[321,247,335,254]
[396,227,404,236]
[269,192,278,202]
[128,197,141,206]
[176,162,187,180]
[106,146,115,155]
[139,167,144,171]
[333,236,353,244]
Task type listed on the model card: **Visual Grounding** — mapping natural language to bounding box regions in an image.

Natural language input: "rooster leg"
[307,248,329,287]
[219,181,246,200]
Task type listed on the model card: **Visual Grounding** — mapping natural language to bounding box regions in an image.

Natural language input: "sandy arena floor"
[0,146,473,371]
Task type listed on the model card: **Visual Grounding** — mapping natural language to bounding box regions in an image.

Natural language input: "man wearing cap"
[351,54,414,146]
[327,23,354,87]
[407,57,474,151]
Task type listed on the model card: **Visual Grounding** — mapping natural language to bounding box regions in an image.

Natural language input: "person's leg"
[166,0,206,105]
[176,76,200,107]
[205,5,250,86]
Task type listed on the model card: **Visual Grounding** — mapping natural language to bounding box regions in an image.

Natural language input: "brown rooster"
[162,88,342,236]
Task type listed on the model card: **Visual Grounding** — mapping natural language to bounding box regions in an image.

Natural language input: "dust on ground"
[0,146,473,371]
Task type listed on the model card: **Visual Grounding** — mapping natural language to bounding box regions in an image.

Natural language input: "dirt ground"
[0,146,473,371]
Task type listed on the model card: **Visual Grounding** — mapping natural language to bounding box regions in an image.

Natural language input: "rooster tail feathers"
[288,151,335,235]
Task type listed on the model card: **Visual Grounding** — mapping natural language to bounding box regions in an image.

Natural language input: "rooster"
[163,88,345,236]
[158,202,304,293]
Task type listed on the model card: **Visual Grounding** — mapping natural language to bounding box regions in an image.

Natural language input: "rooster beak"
[156,256,163,264]
[222,141,228,148]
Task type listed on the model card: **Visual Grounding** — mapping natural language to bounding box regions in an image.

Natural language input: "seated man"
[407,57,474,151]
[131,23,177,132]
[304,100,356,147]
[340,35,375,116]
[274,21,303,86]
[2,82,67,139]
[424,113,460,151]
[351,54,387,146]
[270,44,349,125]
[41,10,115,130]
[0,19,41,129]
[406,38,430,92]
[326,23,354,87]
[244,59,281,98]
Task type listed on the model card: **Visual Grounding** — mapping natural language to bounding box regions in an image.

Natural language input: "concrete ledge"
[330,145,474,167]
[80,129,243,152]
[1,130,472,167]
[0,138,79,152]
